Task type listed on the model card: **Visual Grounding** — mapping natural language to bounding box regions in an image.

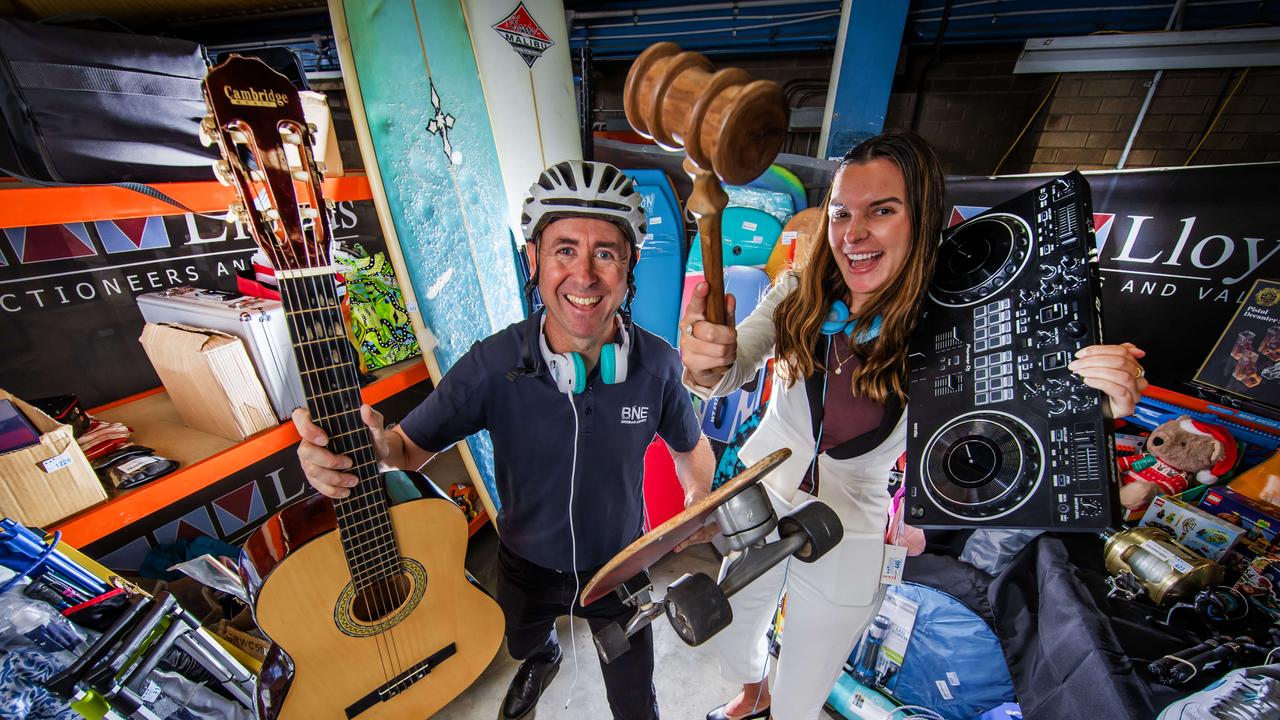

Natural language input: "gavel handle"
[686,163,730,326]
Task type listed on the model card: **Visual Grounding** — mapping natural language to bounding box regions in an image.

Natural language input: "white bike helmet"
[521,160,647,258]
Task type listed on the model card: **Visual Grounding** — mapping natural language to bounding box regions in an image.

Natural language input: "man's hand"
[1067,342,1149,419]
[680,281,738,389]
[293,404,391,499]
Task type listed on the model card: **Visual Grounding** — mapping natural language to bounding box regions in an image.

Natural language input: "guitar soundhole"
[351,571,414,623]
[335,557,429,637]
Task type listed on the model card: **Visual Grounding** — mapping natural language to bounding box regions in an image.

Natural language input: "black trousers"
[496,542,659,720]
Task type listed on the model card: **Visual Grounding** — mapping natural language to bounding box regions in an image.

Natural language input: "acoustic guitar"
[202,54,503,719]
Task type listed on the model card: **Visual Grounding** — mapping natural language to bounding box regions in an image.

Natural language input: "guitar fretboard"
[277,274,401,588]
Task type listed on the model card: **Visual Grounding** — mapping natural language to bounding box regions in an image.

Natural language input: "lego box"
[1140,495,1246,561]
[1199,486,1280,545]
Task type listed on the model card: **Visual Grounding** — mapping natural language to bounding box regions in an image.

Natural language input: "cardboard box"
[1140,494,1246,561]
[139,323,277,441]
[0,389,106,525]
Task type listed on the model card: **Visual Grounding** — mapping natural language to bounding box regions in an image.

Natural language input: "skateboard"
[580,448,844,662]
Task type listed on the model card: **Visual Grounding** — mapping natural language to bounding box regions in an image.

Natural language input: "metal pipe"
[911,0,1254,23]
[1118,0,1186,168]
[573,12,841,42]
[573,0,839,21]
[580,8,839,31]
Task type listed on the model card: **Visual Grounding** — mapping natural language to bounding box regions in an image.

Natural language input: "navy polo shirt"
[399,314,701,572]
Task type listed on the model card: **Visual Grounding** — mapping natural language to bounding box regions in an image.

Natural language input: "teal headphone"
[821,300,883,343]
[538,313,631,394]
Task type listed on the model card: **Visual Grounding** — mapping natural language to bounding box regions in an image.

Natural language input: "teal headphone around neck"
[821,299,883,343]
[538,313,631,394]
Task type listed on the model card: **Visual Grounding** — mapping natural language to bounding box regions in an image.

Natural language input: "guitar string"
[300,268,403,677]
[282,271,398,681]
[229,116,400,678]
[284,222,401,681]
[301,249,405,676]
[321,267,411,678]
[313,221,409,674]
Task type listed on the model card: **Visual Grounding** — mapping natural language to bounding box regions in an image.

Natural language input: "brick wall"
[884,47,1280,175]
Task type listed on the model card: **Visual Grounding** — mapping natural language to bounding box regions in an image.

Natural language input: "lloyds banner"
[0,200,384,408]
[947,162,1280,391]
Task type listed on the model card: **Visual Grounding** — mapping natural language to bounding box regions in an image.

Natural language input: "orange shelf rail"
[0,175,373,229]
[467,509,490,538]
[52,359,429,548]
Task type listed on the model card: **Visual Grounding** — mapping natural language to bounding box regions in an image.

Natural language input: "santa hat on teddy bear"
[1181,418,1239,484]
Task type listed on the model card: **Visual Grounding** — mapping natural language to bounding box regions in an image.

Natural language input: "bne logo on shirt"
[621,406,650,425]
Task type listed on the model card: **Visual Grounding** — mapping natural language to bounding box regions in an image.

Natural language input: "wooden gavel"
[624,42,788,326]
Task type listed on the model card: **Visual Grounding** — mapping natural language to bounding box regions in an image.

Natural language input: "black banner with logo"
[0,200,383,408]
[947,163,1280,390]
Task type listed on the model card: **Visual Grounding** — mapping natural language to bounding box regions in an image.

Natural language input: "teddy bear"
[1118,415,1239,513]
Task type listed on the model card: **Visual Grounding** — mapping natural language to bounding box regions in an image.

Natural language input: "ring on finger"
[1133,365,1146,380]
[686,322,696,337]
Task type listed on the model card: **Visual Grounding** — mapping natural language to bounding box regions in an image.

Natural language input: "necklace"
[830,337,857,375]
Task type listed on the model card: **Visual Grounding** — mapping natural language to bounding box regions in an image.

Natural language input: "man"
[294,160,715,720]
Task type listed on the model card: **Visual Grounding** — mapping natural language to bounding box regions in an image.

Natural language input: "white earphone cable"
[564,388,582,709]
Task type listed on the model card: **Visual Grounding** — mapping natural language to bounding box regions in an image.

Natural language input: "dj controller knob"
[1066,320,1085,338]
[919,411,1043,521]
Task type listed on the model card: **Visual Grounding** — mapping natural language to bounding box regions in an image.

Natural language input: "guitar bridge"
[344,643,456,718]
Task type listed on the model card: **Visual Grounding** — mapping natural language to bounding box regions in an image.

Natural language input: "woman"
[680,130,1147,720]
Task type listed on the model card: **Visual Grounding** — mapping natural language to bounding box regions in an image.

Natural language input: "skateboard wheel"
[664,572,732,646]
[593,622,631,664]
[778,500,843,563]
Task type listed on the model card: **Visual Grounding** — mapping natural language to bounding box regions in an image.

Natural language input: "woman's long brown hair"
[772,130,944,404]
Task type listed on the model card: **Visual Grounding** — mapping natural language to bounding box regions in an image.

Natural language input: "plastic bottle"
[853,615,890,686]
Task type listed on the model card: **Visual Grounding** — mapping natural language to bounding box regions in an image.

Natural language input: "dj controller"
[905,172,1120,530]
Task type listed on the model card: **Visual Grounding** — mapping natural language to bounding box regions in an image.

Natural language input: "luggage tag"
[881,484,911,586]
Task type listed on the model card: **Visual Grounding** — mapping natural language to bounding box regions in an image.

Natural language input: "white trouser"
[708,505,886,719]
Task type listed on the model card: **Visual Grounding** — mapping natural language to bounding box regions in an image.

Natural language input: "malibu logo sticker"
[493,2,554,69]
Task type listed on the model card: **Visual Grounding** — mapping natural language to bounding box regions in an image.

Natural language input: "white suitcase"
[136,287,305,421]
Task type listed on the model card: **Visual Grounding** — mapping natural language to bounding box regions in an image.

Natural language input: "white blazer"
[685,273,906,606]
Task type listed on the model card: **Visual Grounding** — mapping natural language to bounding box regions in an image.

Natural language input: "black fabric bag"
[0,17,217,184]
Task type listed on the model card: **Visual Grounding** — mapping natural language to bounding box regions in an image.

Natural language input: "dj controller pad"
[905,172,1120,530]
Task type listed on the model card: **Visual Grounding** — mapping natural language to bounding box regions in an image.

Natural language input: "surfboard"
[461,0,580,238]
[747,163,808,212]
[725,185,795,226]
[765,207,825,281]
[330,0,535,522]
[696,266,772,444]
[623,168,686,347]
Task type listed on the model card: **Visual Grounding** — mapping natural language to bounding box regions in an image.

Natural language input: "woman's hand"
[1068,343,1149,419]
[679,281,738,389]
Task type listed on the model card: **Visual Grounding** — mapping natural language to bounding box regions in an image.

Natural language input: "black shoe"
[706,702,770,720]
[501,649,562,720]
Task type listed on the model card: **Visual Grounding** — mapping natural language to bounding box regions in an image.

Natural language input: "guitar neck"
[276,270,400,584]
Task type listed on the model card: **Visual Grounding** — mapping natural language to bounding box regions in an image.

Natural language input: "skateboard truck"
[595,483,842,663]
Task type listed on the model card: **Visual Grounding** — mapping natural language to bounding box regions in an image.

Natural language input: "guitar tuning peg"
[325,199,336,211]
[280,130,304,145]
[307,123,319,136]
[292,170,311,183]
[230,130,249,144]
[249,170,266,183]
[265,208,281,221]
[300,207,320,220]
[198,116,216,148]
[315,161,328,176]
[213,161,234,187]
[226,203,247,224]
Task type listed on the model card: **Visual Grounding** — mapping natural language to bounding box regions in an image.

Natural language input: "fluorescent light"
[1014,27,1280,74]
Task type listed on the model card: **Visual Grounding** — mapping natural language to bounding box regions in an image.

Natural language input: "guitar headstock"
[201,54,332,273]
